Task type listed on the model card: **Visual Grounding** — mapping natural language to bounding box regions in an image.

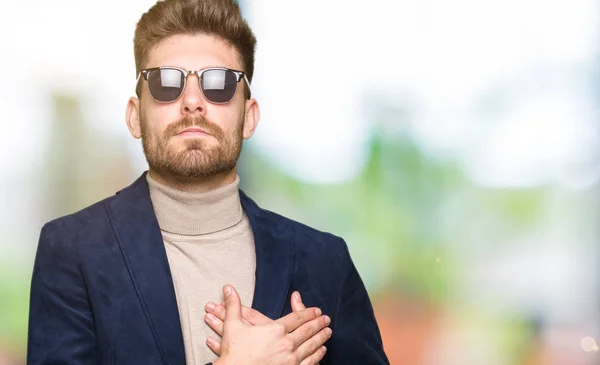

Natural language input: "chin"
[183,138,214,150]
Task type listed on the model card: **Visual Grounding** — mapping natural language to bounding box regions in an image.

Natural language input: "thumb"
[223,285,242,322]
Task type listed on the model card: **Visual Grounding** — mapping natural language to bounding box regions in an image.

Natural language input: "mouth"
[176,127,210,137]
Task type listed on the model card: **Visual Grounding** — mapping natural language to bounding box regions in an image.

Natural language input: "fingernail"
[206,302,216,311]
[224,286,232,296]
[315,308,322,316]
[294,292,301,302]
[325,315,331,325]
[326,327,332,336]
[207,336,215,345]
[206,313,217,322]
[322,346,327,353]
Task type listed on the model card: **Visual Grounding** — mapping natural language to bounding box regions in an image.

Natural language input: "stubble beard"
[140,113,244,180]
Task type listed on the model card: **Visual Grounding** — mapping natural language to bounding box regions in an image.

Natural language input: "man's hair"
[133,0,256,97]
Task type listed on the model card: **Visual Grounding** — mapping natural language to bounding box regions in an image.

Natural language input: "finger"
[207,302,272,326]
[206,336,222,356]
[204,312,224,337]
[206,302,226,321]
[275,307,322,333]
[299,346,327,365]
[291,291,307,312]
[296,326,332,361]
[242,306,273,325]
[222,285,242,321]
[289,315,331,348]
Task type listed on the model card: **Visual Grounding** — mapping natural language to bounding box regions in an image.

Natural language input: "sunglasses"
[138,66,251,104]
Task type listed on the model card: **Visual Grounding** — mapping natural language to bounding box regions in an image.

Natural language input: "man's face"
[127,34,258,180]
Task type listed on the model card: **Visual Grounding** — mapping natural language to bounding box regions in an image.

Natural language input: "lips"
[177,127,209,136]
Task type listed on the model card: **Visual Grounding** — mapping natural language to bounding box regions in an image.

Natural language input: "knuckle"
[310,318,323,333]
[309,321,322,336]
[274,322,287,336]
[284,337,295,351]
[278,337,294,353]
[316,352,325,363]
[247,310,258,321]
[317,332,327,344]
[289,354,300,365]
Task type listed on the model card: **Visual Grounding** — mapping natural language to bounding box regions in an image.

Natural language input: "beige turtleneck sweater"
[147,174,256,365]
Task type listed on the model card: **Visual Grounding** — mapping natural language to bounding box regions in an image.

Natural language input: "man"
[27,0,389,364]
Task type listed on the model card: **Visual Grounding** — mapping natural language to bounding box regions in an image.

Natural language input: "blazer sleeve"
[325,238,390,365]
[27,220,97,364]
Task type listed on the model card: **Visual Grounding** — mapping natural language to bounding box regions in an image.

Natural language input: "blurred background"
[1,0,599,364]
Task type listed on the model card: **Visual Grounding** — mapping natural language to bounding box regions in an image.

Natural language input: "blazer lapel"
[103,172,186,365]
[240,191,295,320]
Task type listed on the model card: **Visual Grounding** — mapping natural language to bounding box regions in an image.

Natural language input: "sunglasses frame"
[137,66,252,104]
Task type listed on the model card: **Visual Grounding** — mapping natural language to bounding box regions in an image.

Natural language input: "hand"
[211,285,331,365]
[204,291,309,341]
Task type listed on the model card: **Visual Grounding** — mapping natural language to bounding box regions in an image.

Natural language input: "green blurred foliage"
[0,260,30,356]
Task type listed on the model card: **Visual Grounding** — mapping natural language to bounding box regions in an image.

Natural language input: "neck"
[146,171,243,235]
[148,168,238,193]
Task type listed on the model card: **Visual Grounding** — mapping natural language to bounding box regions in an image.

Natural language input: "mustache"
[164,115,225,140]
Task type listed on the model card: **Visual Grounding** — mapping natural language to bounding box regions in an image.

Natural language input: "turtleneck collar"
[146,173,243,236]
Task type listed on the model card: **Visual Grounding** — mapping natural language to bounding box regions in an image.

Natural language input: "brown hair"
[133,0,256,97]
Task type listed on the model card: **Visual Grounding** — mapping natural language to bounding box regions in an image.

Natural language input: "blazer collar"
[104,172,294,364]
[239,189,294,319]
[104,172,185,365]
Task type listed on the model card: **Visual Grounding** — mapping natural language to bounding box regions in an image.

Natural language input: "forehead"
[146,34,242,71]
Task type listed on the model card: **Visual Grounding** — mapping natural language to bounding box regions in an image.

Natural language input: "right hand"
[213,285,331,365]
[204,291,312,351]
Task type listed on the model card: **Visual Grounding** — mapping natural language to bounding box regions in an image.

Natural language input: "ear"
[242,98,260,140]
[126,97,142,139]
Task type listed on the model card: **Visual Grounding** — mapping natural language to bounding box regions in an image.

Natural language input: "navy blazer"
[27,172,389,365]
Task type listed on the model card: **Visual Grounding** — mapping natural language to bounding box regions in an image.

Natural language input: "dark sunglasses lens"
[147,69,185,102]
[201,69,238,103]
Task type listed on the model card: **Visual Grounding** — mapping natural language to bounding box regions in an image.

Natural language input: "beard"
[140,113,244,180]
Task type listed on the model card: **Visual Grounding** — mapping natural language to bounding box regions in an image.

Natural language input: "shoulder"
[40,172,147,242]
[42,195,116,236]
[240,190,350,262]
[37,182,135,258]
[273,209,346,250]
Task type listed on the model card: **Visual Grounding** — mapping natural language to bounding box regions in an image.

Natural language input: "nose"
[180,73,207,116]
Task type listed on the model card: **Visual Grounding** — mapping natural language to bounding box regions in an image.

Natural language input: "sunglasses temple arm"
[243,74,252,99]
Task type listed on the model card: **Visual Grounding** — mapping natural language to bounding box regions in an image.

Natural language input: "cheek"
[142,104,179,136]
[211,107,244,132]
